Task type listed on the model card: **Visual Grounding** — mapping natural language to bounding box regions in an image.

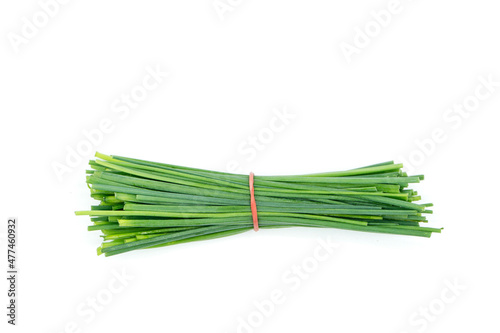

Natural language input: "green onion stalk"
[75,152,440,257]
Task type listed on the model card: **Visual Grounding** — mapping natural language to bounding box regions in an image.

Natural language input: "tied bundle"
[75,153,440,257]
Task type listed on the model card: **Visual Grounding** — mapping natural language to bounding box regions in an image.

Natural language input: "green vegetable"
[75,152,440,256]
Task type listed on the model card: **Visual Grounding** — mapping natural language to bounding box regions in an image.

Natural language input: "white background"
[1,1,499,332]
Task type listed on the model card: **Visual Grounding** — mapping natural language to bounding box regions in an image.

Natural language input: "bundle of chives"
[75,152,440,257]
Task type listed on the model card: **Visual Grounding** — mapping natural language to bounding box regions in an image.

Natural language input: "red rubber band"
[249,172,259,231]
